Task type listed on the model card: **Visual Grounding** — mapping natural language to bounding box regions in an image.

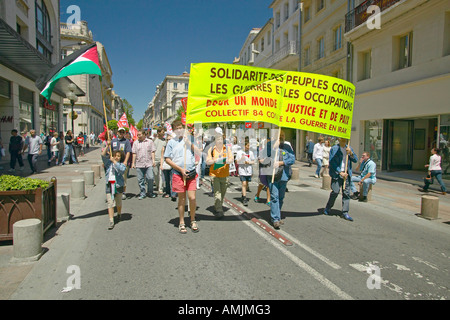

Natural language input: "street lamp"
[66,83,78,133]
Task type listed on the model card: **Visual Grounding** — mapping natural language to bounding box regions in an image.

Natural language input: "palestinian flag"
[36,43,102,100]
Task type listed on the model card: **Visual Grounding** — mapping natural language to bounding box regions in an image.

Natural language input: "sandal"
[163,194,170,198]
[178,224,187,234]
[190,221,199,233]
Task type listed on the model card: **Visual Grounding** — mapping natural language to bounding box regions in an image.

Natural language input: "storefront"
[362,115,449,182]
[40,97,59,134]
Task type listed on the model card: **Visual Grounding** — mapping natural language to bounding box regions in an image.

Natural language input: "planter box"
[0,177,57,241]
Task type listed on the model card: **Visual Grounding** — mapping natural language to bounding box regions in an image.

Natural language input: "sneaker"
[122,194,127,200]
[243,198,248,206]
[314,174,319,178]
[254,196,259,203]
[214,210,224,219]
[266,201,271,207]
[323,208,330,215]
[342,213,353,221]
[350,194,359,200]
[8,168,15,173]
[359,196,368,202]
[418,188,428,193]
[108,221,114,230]
[138,195,145,200]
[148,193,157,198]
[18,166,24,171]
[273,221,281,229]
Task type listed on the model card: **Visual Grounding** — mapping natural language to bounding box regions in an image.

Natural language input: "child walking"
[102,142,126,230]
[236,140,255,206]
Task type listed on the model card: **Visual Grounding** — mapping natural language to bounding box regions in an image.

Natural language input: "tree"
[136,119,143,130]
[122,99,136,126]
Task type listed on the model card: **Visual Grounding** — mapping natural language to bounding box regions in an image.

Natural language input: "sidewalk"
[0,146,104,300]
[290,160,450,224]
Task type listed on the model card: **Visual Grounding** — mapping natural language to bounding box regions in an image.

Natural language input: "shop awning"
[0,18,84,98]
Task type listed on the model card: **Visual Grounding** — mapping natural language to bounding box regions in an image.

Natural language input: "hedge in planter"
[0,175,57,241]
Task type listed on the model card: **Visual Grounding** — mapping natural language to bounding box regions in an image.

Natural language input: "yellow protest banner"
[186,63,355,139]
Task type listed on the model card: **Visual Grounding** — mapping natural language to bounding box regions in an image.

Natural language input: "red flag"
[181,97,188,112]
[118,113,129,129]
[130,125,139,141]
[181,112,186,126]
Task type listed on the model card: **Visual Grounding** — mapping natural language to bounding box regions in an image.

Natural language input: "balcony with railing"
[258,40,299,68]
[345,0,403,33]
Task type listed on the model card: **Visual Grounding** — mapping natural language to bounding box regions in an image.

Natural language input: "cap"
[118,127,126,132]
[215,127,223,135]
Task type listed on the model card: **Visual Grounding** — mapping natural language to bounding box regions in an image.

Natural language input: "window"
[317,0,325,12]
[184,83,188,91]
[35,0,52,60]
[333,25,342,51]
[173,83,178,90]
[261,37,265,52]
[304,6,311,23]
[398,32,413,69]
[284,2,289,21]
[317,37,324,60]
[267,30,271,45]
[304,46,311,66]
[359,50,372,81]
[275,11,281,28]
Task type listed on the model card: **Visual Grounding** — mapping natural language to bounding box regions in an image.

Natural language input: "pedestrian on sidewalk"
[313,137,324,178]
[102,143,126,230]
[305,139,314,167]
[350,151,377,202]
[22,129,42,174]
[323,137,358,221]
[8,129,24,173]
[164,120,200,233]
[112,127,132,199]
[267,130,295,229]
[206,127,233,218]
[236,139,255,206]
[320,140,331,177]
[132,130,156,200]
[76,132,85,157]
[419,147,447,195]
[61,130,77,165]
[48,132,60,166]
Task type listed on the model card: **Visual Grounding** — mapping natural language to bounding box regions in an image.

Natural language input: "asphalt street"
[6,156,450,301]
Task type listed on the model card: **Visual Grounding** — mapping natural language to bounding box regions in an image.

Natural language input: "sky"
[60,0,273,123]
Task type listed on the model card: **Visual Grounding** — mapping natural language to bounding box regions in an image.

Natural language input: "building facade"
[0,0,79,147]
[60,21,115,136]
[345,0,450,178]
[150,72,190,128]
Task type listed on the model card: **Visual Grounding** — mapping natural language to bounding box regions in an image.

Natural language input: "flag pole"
[183,124,188,186]
[100,78,112,155]
[343,138,351,189]
[271,127,282,184]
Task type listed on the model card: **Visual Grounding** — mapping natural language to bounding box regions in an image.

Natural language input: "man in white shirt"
[23,129,42,174]
[313,137,324,178]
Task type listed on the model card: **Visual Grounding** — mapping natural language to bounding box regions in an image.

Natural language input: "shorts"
[172,173,197,193]
[106,193,122,209]
[259,174,269,187]
[240,175,252,182]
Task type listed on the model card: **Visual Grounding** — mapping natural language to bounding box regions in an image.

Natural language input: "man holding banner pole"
[323,137,358,221]
[266,129,295,229]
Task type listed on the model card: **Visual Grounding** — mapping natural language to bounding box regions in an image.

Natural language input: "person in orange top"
[206,127,233,218]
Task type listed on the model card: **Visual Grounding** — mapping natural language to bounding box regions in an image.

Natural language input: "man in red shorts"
[164,120,200,234]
